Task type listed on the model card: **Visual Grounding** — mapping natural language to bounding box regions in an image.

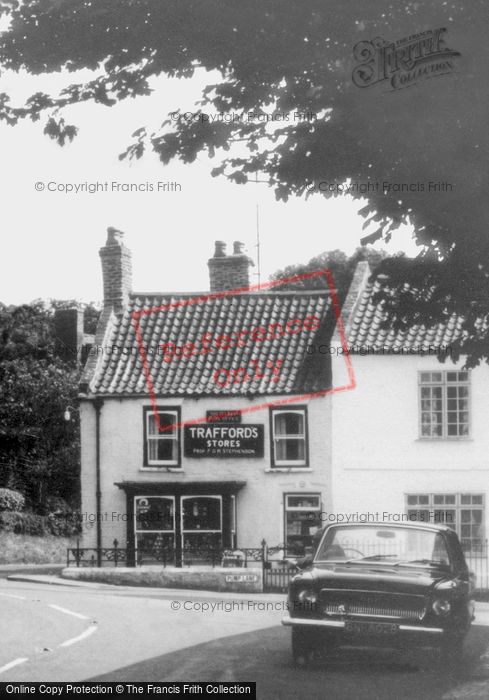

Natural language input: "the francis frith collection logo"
[352,27,460,91]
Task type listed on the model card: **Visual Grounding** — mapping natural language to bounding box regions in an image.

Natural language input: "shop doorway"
[134,496,175,564]
[133,494,226,565]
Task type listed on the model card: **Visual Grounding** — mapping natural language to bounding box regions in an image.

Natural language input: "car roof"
[321,521,454,534]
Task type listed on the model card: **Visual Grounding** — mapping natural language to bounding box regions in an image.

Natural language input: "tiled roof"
[347,278,464,351]
[83,291,332,396]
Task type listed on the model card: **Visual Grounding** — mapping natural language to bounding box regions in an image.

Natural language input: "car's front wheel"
[292,627,316,667]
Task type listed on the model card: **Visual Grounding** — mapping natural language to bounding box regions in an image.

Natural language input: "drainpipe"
[93,397,104,567]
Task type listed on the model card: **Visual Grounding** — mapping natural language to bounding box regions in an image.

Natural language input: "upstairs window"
[271,408,308,467]
[419,371,470,438]
[144,408,180,467]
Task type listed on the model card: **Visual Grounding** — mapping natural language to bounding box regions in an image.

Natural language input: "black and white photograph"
[0,1,488,698]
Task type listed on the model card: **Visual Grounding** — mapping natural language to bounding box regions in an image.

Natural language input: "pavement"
[0,563,64,578]
[6,571,288,600]
[7,572,113,588]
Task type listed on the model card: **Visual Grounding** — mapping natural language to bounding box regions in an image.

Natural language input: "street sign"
[225,574,259,583]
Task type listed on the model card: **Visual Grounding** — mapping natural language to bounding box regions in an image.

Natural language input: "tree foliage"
[0,300,98,510]
[0,1,487,363]
[272,247,387,298]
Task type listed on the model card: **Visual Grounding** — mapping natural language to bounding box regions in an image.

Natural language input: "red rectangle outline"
[131,268,356,433]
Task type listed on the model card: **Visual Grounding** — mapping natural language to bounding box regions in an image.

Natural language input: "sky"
[0,65,420,306]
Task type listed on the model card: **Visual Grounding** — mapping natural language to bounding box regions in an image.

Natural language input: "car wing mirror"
[296,554,314,569]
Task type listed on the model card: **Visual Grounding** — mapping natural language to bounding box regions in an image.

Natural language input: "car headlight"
[297,588,318,605]
[432,598,451,616]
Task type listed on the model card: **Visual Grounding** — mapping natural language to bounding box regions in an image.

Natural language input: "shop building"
[79,232,489,571]
[79,230,335,566]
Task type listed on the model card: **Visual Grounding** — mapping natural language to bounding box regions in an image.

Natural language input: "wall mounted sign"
[184,424,264,458]
[206,410,242,424]
[225,574,259,583]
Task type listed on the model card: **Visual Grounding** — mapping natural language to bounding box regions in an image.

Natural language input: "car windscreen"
[314,525,451,567]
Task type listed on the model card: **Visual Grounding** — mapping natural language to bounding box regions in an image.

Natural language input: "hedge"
[0,510,81,537]
[0,488,25,512]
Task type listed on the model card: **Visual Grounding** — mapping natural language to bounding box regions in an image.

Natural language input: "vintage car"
[282,522,475,667]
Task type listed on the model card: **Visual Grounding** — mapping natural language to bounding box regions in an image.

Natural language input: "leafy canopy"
[0,300,98,510]
[272,247,387,295]
[0,1,487,363]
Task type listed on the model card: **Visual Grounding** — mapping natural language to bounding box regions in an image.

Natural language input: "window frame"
[134,495,176,535]
[405,492,484,551]
[269,406,309,468]
[133,495,176,561]
[418,370,471,439]
[143,406,182,468]
[180,495,223,535]
[283,492,322,554]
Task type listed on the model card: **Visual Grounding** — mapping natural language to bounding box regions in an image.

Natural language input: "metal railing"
[463,540,489,592]
[66,538,295,574]
[67,539,128,567]
[66,538,489,594]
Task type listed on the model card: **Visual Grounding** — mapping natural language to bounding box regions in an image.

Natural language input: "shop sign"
[206,410,242,424]
[184,424,264,458]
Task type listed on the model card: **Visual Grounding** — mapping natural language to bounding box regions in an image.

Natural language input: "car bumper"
[281,616,444,634]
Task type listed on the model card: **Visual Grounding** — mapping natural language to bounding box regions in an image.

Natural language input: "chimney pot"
[214,241,227,257]
[208,240,254,292]
[106,227,125,246]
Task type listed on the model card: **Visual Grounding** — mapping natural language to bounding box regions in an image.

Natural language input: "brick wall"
[99,228,132,312]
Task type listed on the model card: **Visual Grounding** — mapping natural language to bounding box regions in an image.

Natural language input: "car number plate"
[344,620,399,636]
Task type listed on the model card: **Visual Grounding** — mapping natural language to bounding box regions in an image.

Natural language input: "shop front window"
[284,493,322,556]
[181,496,223,559]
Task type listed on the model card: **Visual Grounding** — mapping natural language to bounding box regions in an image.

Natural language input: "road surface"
[1,578,489,699]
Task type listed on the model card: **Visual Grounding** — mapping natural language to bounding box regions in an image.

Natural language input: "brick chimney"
[208,240,254,292]
[99,227,132,312]
[54,308,84,366]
